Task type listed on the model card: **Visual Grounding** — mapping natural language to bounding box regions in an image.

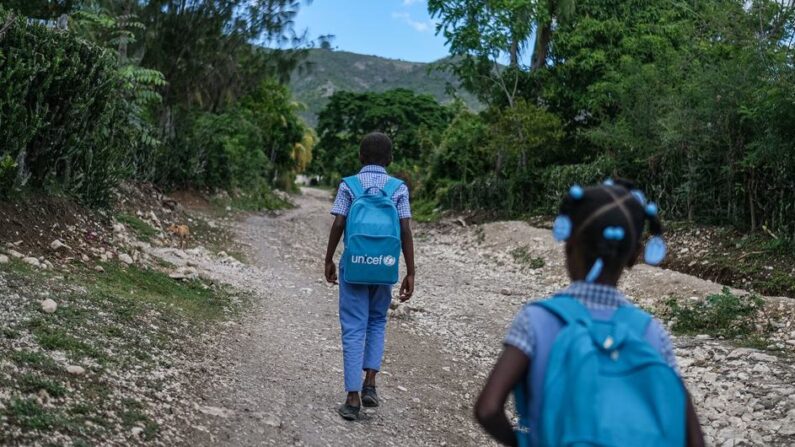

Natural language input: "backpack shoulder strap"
[611,305,653,338]
[534,295,591,326]
[382,177,404,199]
[342,176,364,199]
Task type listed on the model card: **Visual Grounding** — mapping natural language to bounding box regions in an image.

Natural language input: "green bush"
[0,8,132,206]
[664,287,770,340]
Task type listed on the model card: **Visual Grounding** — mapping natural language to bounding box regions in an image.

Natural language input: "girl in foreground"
[475,180,705,447]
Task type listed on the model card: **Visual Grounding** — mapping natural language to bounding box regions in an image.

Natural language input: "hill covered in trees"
[289,49,481,125]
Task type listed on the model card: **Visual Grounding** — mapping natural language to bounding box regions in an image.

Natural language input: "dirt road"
[176,187,795,446]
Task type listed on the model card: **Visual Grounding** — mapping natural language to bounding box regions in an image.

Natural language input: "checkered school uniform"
[330,165,411,219]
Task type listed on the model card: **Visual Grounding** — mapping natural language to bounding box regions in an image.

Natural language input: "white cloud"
[392,12,431,32]
[402,0,425,5]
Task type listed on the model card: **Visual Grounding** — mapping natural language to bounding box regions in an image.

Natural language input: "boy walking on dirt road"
[324,132,416,421]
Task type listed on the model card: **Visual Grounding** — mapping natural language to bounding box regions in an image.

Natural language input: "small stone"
[131,427,144,436]
[95,265,105,273]
[23,257,41,268]
[113,223,125,233]
[0,254,8,264]
[397,385,407,392]
[50,240,69,251]
[41,299,58,314]
[499,288,512,296]
[81,254,90,262]
[8,249,24,259]
[748,352,777,362]
[118,253,134,265]
[66,365,85,375]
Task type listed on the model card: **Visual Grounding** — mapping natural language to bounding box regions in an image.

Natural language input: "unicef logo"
[383,256,396,267]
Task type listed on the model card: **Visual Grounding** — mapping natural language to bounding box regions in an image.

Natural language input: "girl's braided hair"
[556,179,664,277]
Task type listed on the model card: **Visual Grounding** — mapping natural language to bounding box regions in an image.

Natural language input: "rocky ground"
[2,186,795,446]
[174,188,794,446]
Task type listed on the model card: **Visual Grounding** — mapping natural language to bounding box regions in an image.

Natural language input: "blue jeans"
[338,268,393,392]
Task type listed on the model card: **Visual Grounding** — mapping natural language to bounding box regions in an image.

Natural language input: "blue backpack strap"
[611,305,652,338]
[535,295,591,326]
[342,175,364,199]
[382,177,403,199]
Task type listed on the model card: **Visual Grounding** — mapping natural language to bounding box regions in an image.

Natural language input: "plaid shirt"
[330,165,412,219]
[504,281,679,373]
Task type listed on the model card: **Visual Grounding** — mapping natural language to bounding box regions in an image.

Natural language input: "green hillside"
[289,49,481,126]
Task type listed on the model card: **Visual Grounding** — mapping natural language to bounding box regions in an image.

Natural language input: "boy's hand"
[325,260,338,284]
[399,274,414,301]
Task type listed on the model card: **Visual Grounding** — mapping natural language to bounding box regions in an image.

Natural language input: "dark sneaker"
[338,404,360,421]
[361,386,379,408]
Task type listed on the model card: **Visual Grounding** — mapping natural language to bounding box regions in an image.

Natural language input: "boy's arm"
[324,215,346,284]
[399,218,415,301]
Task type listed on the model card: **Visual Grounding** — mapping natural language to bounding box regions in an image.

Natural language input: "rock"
[0,254,8,264]
[748,352,777,363]
[131,427,144,436]
[397,385,407,392]
[170,267,198,280]
[23,257,41,268]
[113,223,125,233]
[50,240,70,251]
[81,254,90,262]
[118,253,134,265]
[66,365,86,375]
[198,405,234,418]
[499,288,512,296]
[41,299,58,314]
[8,249,24,259]
[95,265,105,273]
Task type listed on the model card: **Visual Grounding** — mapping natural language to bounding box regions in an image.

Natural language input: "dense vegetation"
[315,0,795,240]
[289,49,481,126]
[0,1,316,207]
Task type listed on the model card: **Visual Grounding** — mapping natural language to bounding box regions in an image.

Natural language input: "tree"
[312,89,452,183]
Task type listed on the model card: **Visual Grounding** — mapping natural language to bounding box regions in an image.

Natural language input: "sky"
[293,0,450,63]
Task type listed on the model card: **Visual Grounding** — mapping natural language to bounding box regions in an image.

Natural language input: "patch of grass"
[510,246,545,269]
[116,213,159,242]
[88,263,233,321]
[33,326,105,361]
[5,398,68,431]
[211,184,292,213]
[19,373,67,398]
[664,287,771,341]
[412,198,441,223]
[11,350,61,374]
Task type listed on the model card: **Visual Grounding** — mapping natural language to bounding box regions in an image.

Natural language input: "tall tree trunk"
[509,37,519,67]
[531,23,552,70]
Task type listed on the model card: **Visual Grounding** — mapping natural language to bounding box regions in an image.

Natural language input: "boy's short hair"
[360,132,393,166]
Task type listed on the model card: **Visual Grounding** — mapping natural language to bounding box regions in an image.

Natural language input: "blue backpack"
[342,175,403,285]
[514,297,686,447]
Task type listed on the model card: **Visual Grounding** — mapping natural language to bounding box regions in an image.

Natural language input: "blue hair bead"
[603,178,615,186]
[631,190,647,205]
[585,258,604,283]
[552,215,572,242]
[644,236,667,265]
[646,202,658,217]
[569,185,584,200]
[603,226,625,241]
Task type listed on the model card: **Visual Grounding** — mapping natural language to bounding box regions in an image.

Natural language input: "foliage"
[311,89,453,184]
[71,6,166,180]
[664,288,770,341]
[423,0,795,241]
[0,7,132,205]
[157,78,311,193]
